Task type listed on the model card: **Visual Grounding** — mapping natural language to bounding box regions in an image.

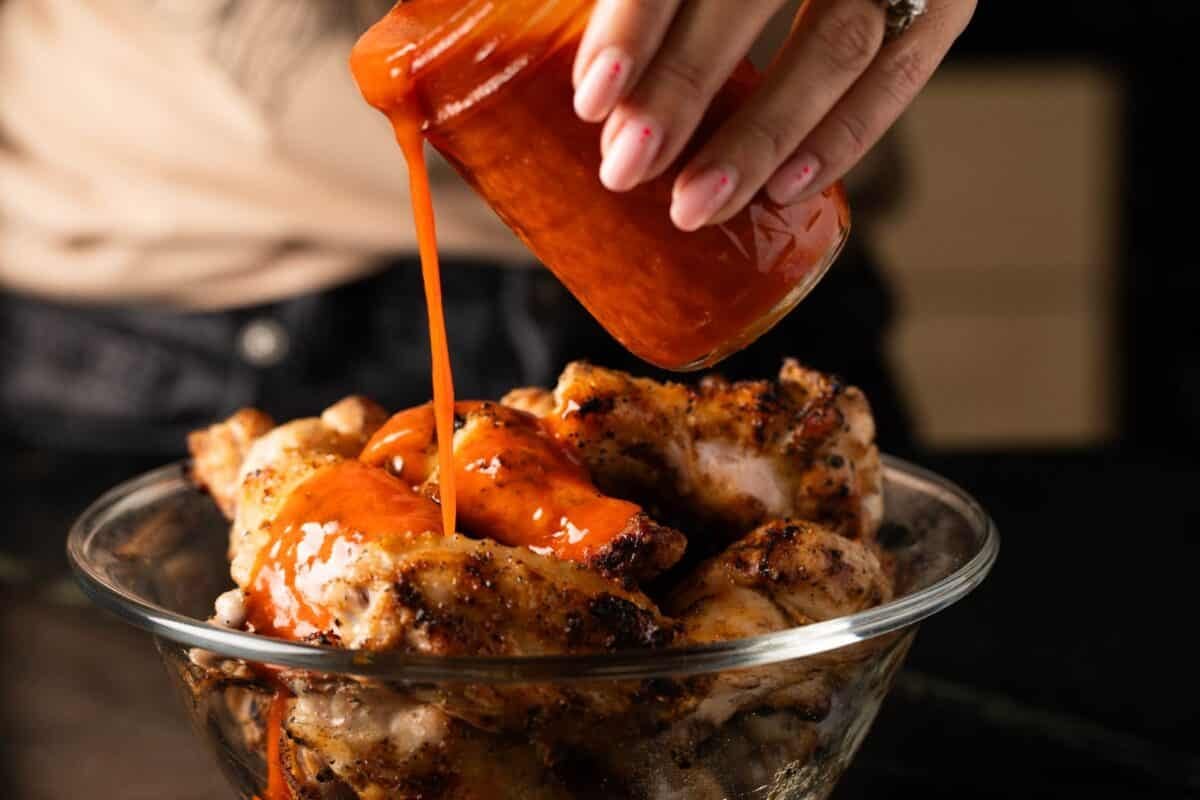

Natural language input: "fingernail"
[767,154,822,204]
[574,47,632,122]
[671,165,739,232]
[600,111,623,158]
[599,119,661,192]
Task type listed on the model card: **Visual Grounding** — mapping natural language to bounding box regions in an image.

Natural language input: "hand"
[571,0,975,231]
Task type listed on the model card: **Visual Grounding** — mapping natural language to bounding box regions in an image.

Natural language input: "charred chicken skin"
[518,360,883,546]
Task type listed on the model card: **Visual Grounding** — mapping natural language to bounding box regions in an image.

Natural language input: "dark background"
[846,3,1200,797]
[2,2,1198,798]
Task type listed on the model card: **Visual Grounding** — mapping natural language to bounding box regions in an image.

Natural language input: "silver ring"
[880,0,927,39]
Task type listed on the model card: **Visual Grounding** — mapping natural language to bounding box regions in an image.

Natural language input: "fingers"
[670,0,887,230]
[577,0,786,193]
[671,0,975,228]
[572,0,683,121]
[764,0,975,207]
[577,0,976,231]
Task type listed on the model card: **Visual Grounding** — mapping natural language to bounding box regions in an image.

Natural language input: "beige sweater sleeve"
[0,0,528,310]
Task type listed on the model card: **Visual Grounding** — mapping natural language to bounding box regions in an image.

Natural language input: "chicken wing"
[360,401,686,581]
[668,520,892,633]
[545,360,883,546]
[661,520,893,737]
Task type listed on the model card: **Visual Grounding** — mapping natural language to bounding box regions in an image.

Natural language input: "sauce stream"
[396,120,459,538]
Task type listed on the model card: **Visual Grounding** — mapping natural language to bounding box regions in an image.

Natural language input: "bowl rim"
[68,456,998,683]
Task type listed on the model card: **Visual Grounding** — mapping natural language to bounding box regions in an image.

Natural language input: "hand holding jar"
[353,0,953,370]
[572,0,977,231]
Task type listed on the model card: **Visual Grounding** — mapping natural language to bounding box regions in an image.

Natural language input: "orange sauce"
[358,400,483,485]
[362,403,640,561]
[351,25,460,536]
[454,407,640,561]
[396,122,460,539]
[243,461,443,639]
[263,687,292,800]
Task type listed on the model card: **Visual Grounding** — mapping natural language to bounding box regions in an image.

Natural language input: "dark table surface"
[3,443,1198,799]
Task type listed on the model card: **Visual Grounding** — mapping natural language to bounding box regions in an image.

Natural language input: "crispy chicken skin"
[544,360,883,544]
[225,397,388,589]
[305,529,677,655]
[187,408,275,518]
[500,386,555,417]
[667,520,892,634]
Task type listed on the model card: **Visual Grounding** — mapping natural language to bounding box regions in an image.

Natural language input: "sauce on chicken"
[243,461,443,639]
[359,401,481,485]
[361,402,643,563]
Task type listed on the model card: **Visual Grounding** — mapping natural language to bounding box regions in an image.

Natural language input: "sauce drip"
[250,669,294,800]
[362,402,641,560]
[264,687,292,800]
[243,461,443,639]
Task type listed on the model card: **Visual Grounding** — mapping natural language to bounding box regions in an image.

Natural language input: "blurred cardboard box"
[870,63,1121,448]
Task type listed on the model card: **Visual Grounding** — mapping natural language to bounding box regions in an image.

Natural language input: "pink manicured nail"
[574,47,632,122]
[600,111,623,158]
[599,119,661,192]
[670,165,739,232]
[767,154,821,204]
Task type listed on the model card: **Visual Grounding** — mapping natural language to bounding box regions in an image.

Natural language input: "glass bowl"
[68,456,997,800]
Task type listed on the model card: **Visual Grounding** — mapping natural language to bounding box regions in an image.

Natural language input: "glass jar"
[352,0,850,370]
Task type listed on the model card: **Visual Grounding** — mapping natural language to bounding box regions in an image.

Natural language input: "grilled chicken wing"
[545,360,883,545]
[661,520,892,736]
[668,520,892,634]
[360,401,686,581]
[221,397,388,590]
[556,520,893,796]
